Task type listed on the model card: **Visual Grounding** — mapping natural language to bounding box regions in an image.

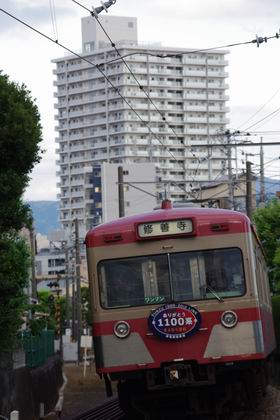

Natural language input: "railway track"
[70,397,124,420]
[69,398,247,420]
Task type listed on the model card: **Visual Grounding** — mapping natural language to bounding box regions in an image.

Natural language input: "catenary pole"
[118,166,125,217]
[74,218,82,362]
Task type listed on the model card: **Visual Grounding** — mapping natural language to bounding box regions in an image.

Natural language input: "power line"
[73,0,280,193]
[3,6,278,200]
[190,141,280,148]
[72,0,195,195]
[237,87,280,130]
[70,2,280,66]
[243,106,280,132]
[49,0,57,41]
[0,7,192,196]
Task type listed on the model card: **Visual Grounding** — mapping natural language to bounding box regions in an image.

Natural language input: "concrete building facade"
[92,162,157,224]
[53,15,229,237]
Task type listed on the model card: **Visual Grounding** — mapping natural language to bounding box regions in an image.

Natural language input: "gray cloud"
[114,0,280,25]
[0,0,78,34]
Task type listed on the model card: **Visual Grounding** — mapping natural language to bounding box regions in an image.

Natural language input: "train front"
[85,202,275,416]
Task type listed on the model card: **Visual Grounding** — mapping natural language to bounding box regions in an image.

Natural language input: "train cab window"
[98,255,171,308]
[203,248,245,299]
[170,248,245,301]
[98,248,245,308]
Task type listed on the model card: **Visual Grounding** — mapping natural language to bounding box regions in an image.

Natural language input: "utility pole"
[259,137,265,205]
[225,130,234,209]
[118,166,125,217]
[74,218,82,362]
[64,246,70,329]
[246,161,253,220]
[29,223,37,299]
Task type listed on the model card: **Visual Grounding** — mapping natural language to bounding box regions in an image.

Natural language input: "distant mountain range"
[27,177,280,235]
[27,201,59,235]
[256,177,280,201]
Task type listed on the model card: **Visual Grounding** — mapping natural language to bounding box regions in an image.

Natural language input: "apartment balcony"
[208,106,230,113]
[152,151,185,158]
[71,202,84,210]
[208,71,229,78]
[59,203,71,210]
[53,67,66,75]
[186,117,209,124]
[70,179,85,187]
[59,192,71,200]
[56,170,70,177]
[54,102,67,109]
[184,71,206,77]
[186,128,208,135]
[92,153,109,160]
[206,83,229,90]
[68,144,92,153]
[183,58,207,65]
[185,105,207,112]
[165,105,183,111]
[59,156,91,165]
[209,117,230,124]
[160,162,185,170]
[66,132,93,141]
[184,82,207,89]
[68,167,84,175]
[208,94,229,101]
[207,60,229,66]
[185,93,207,100]
[126,150,150,157]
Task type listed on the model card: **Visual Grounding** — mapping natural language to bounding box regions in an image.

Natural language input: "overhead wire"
[243,106,280,132]
[72,0,196,196]
[71,0,280,195]
[2,6,279,200]
[0,7,192,196]
[49,0,59,41]
[237,87,280,130]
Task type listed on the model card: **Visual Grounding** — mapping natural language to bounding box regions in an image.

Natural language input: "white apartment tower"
[53,16,229,237]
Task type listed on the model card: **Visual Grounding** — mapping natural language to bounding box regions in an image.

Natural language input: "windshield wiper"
[206,285,224,302]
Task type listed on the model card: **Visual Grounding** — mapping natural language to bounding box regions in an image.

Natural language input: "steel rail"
[69,397,124,420]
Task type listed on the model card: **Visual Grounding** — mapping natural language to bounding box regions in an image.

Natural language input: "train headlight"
[114,321,131,338]
[221,311,238,328]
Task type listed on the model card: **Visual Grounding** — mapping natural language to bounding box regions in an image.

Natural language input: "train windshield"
[98,248,245,308]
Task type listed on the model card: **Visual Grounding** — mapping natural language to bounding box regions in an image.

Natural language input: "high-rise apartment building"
[53,15,229,237]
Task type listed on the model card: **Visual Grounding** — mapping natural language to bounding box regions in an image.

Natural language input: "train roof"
[85,202,251,248]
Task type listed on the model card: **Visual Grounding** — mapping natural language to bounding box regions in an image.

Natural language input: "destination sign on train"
[137,219,193,238]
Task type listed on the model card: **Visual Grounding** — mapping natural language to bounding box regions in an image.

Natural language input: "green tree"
[0,72,43,349]
[253,198,280,291]
[0,234,30,349]
[0,72,42,232]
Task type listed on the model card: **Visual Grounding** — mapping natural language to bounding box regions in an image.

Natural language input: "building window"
[128,21,134,28]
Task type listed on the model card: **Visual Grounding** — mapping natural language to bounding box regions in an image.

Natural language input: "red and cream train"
[85,201,276,417]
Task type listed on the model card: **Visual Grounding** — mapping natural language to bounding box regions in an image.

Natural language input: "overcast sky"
[1,0,280,201]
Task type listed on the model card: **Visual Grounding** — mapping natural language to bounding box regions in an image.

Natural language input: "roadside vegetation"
[253,199,280,351]
[0,72,42,350]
